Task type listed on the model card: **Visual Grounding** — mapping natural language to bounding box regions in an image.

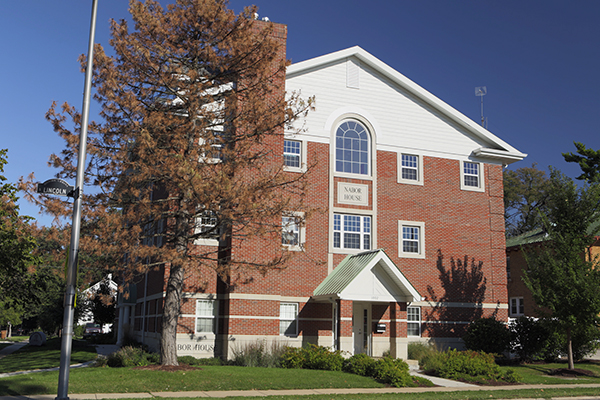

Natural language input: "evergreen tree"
[20,0,311,365]
[563,141,600,183]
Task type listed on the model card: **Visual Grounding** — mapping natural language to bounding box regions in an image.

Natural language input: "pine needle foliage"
[20,0,312,365]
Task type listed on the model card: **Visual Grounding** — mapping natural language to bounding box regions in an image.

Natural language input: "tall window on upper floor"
[335,120,370,176]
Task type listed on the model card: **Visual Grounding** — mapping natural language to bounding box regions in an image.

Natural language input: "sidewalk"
[2,382,600,400]
[0,341,28,360]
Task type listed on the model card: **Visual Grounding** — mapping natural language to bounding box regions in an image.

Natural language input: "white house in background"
[78,274,118,333]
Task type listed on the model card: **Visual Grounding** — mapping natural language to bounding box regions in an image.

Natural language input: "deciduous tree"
[522,169,600,369]
[503,164,549,237]
[0,149,38,325]
[20,0,311,365]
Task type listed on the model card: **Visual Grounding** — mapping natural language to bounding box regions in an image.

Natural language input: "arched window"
[335,120,370,175]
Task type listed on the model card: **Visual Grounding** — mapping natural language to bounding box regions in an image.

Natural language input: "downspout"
[141,266,149,346]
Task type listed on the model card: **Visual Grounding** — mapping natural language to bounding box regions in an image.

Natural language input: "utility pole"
[56,1,98,399]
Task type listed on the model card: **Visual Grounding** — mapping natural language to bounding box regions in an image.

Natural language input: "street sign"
[36,178,75,197]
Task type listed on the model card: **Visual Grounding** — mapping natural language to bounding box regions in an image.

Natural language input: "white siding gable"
[286,47,525,165]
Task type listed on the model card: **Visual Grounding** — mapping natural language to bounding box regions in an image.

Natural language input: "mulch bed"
[548,368,599,377]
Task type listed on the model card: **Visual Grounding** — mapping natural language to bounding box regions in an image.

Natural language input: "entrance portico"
[313,249,422,359]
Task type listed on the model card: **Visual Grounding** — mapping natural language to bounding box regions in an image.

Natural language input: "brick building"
[506,228,600,319]
[116,21,526,359]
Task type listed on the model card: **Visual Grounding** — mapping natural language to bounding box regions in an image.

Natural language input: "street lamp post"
[56,1,98,399]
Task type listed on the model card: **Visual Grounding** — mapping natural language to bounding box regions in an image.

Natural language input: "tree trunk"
[160,263,184,365]
[566,326,575,370]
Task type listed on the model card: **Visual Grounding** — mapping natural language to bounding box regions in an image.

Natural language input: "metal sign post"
[56,1,98,399]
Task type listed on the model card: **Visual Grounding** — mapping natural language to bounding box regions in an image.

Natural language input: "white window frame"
[460,161,485,192]
[407,306,421,337]
[283,138,304,172]
[194,210,219,246]
[280,302,298,337]
[398,221,425,259]
[282,212,305,251]
[196,299,217,334]
[334,120,371,177]
[510,297,524,317]
[397,153,423,185]
[198,126,225,164]
[333,213,371,252]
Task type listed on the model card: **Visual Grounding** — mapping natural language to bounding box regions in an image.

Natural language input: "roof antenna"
[475,86,487,128]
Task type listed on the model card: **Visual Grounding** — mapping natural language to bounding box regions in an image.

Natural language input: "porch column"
[339,300,353,354]
[389,302,408,359]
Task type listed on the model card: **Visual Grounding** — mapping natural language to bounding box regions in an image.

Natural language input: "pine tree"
[21,0,311,365]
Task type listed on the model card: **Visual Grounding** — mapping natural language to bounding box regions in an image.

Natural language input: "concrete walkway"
[2,383,600,400]
[0,341,28,360]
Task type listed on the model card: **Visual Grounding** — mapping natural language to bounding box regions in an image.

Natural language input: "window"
[282,216,299,246]
[398,153,423,185]
[282,213,304,251]
[399,221,425,258]
[284,139,301,168]
[335,120,370,176]
[280,303,298,336]
[333,214,371,251]
[194,210,219,245]
[407,306,421,337]
[199,129,224,163]
[510,297,524,316]
[196,300,217,334]
[461,161,484,191]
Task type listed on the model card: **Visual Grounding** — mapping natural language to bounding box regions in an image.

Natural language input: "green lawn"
[2,344,600,400]
[0,338,97,373]
[500,360,600,385]
[0,366,384,396]
[5,336,29,343]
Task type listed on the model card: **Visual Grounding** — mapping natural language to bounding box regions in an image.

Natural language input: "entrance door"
[352,302,370,355]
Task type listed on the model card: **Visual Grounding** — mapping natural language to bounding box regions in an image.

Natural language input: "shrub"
[73,324,85,338]
[372,357,412,387]
[419,349,445,374]
[407,342,437,363]
[178,355,223,366]
[426,349,521,383]
[463,317,511,355]
[510,316,552,361]
[280,344,344,371]
[280,346,304,369]
[342,353,377,376]
[510,317,600,362]
[231,340,285,368]
[438,349,499,380]
[302,344,344,371]
[106,346,159,367]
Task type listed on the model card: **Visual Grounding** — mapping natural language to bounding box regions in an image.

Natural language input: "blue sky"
[1,1,599,225]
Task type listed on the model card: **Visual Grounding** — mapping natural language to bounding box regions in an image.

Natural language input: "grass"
[5,336,29,343]
[0,366,384,396]
[0,337,97,373]
[2,342,600,400]
[501,360,600,385]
